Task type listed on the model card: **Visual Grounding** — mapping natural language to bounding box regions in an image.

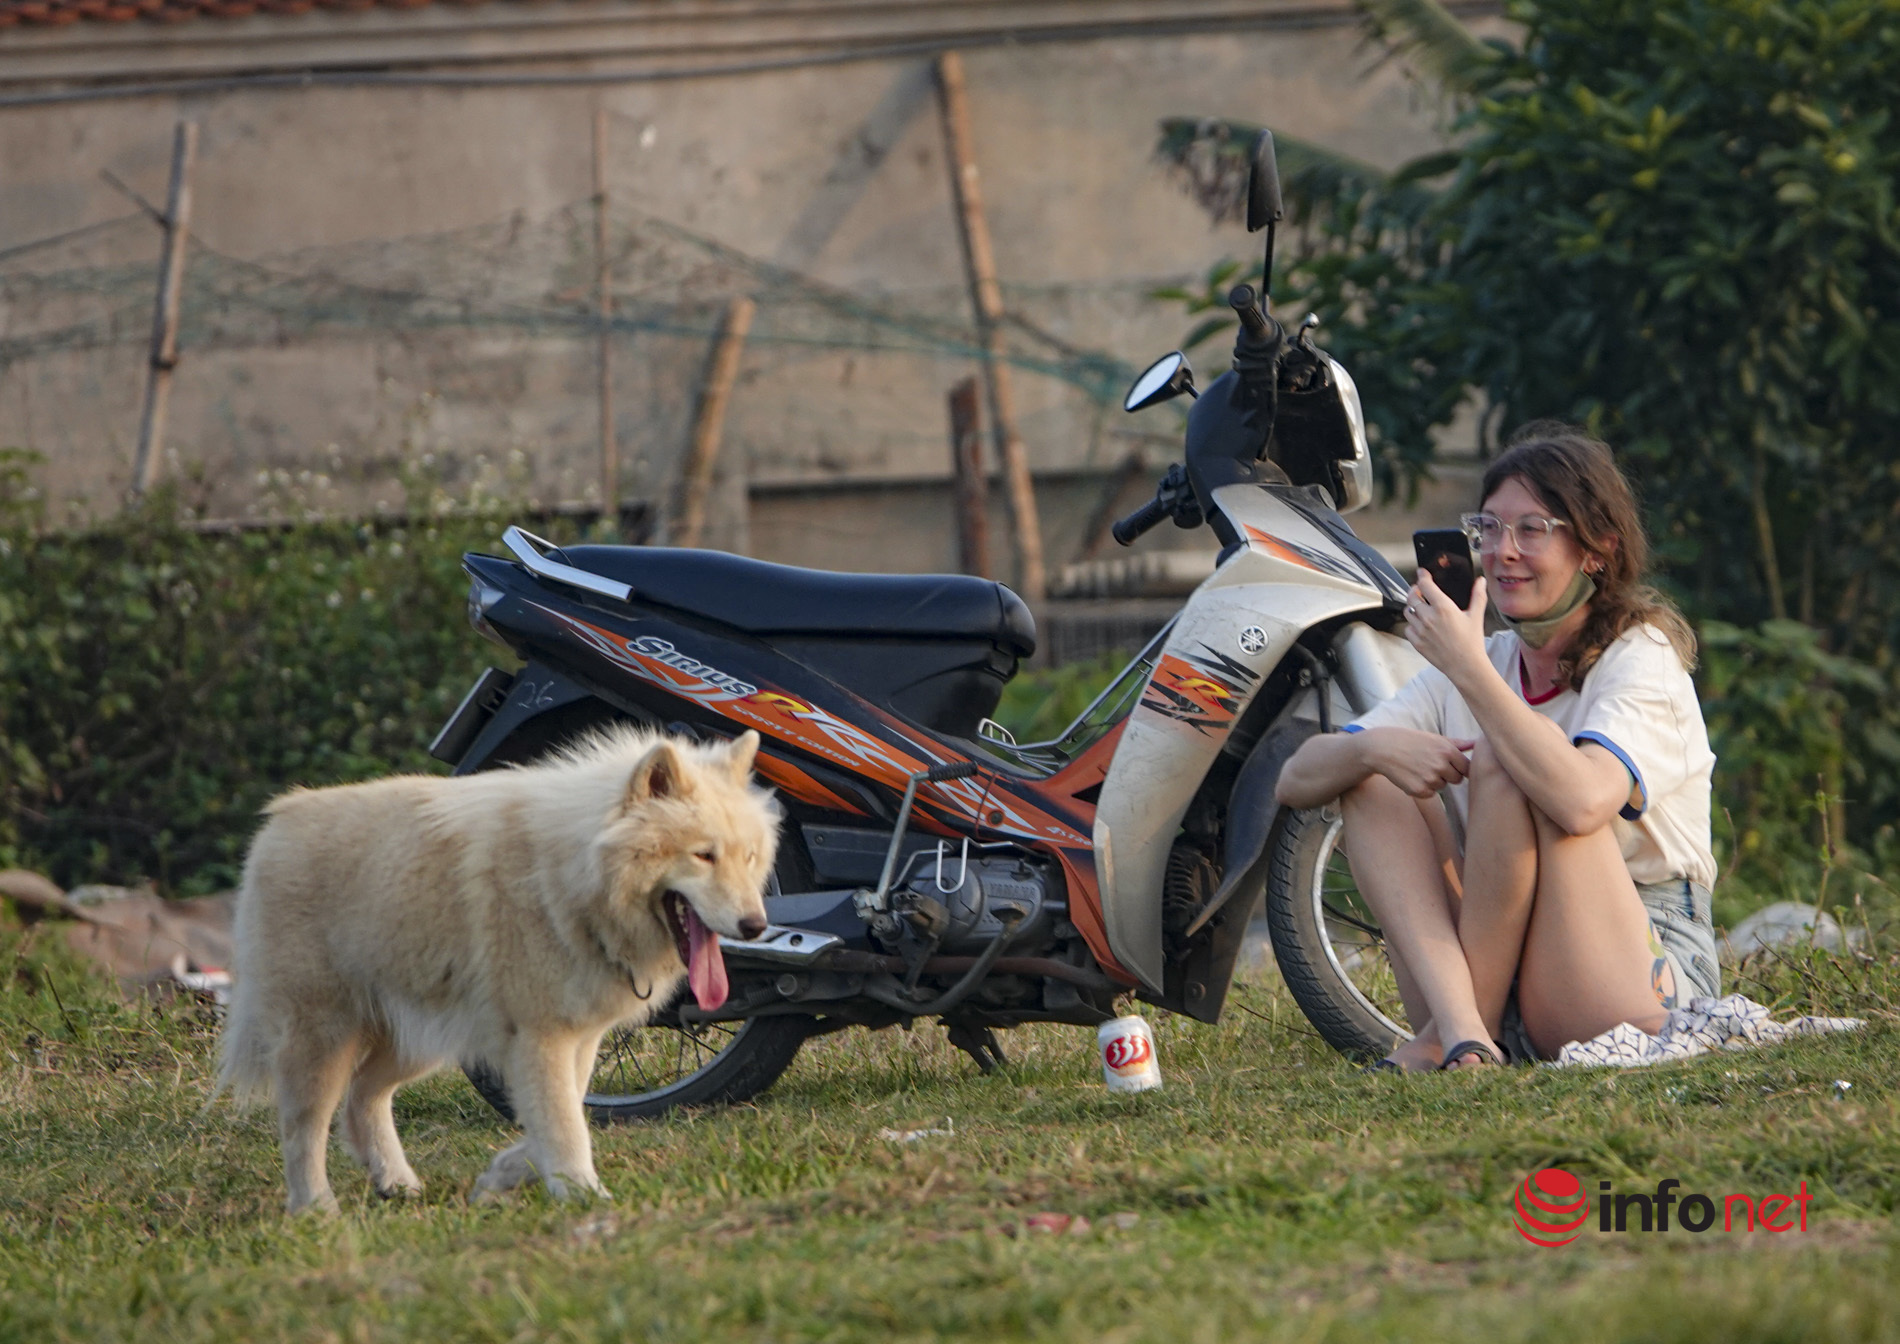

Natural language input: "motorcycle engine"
[887,849,1059,955]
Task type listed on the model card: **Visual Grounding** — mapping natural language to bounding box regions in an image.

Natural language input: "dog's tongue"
[684,905,729,1011]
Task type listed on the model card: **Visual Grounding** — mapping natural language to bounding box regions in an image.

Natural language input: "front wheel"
[465,1010,812,1125]
[1261,805,1411,1061]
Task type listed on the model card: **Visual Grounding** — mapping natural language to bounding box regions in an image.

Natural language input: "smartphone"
[1413,528,1476,609]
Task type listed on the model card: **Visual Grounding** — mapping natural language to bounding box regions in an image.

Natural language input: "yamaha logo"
[1238,625,1267,655]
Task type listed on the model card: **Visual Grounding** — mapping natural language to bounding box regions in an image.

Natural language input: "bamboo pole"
[676,296,755,548]
[130,120,198,499]
[593,105,619,523]
[935,50,1045,603]
[946,376,990,577]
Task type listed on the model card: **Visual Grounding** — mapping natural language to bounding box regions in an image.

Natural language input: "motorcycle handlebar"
[1111,494,1171,547]
[1227,283,1273,340]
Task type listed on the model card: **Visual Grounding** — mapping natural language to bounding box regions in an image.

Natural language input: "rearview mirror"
[1123,352,1197,412]
[1246,129,1284,232]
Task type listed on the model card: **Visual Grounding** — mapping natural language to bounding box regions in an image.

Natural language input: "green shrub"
[1698,619,1899,915]
[0,453,592,894]
[993,652,1131,745]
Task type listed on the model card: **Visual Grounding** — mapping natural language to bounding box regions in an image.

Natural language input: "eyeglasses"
[1459,512,1572,555]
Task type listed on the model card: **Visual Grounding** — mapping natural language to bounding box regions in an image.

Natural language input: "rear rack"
[501,526,632,602]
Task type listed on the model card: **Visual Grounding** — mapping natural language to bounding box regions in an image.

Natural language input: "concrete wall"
[0,0,1485,572]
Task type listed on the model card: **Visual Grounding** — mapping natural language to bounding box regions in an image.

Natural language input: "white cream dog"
[217,727,778,1214]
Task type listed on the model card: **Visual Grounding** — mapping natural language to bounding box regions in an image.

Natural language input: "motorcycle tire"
[465,1010,812,1125]
[1262,804,1412,1061]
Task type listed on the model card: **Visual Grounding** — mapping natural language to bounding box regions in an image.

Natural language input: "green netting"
[0,201,1131,401]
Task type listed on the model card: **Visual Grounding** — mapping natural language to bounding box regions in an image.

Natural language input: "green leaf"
[1791,102,1834,133]
[1358,0,1507,94]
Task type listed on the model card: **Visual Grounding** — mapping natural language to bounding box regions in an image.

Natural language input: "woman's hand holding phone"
[1405,566,1491,685]
[1413,528,1476,609]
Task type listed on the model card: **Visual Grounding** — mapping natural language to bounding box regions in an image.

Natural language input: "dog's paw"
[286,1189,342,1218]
[373,1179,424,1202]
[541,1174,613,1204]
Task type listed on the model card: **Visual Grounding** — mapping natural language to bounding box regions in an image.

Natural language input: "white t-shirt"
[1343,624,1717,889]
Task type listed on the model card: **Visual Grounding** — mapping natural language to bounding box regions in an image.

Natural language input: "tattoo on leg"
[1648,923,1676,1010]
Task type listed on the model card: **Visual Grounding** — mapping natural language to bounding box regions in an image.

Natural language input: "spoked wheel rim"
[585,1013,759,1110]
[1309,813,1411,1044]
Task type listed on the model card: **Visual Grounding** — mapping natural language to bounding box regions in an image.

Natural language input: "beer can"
[1097,1015,1162,1094]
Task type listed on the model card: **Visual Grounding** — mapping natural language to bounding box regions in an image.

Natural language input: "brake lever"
[1156,463,1204,529]
[1278,313,1326,393]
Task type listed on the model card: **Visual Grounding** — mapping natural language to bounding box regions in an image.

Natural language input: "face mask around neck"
[1498,568,1596,649]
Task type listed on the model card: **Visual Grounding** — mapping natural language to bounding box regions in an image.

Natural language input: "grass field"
[2,920,1897,1344]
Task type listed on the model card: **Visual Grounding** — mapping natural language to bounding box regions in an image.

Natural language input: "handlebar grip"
[1111,495,1171,547]
[1227,283,1271,339]
[924,761,982,782]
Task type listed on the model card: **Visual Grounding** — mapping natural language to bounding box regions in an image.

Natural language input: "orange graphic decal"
[750,753,864,816]
[1242,523,1369,585]
[1140,654,1241,734]
[1244,523,1329,573]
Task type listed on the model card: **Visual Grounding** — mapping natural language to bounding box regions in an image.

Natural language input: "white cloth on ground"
[1548,993,1862,1068]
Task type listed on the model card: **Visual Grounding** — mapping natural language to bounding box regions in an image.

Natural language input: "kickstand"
[945,1024,1008,1074]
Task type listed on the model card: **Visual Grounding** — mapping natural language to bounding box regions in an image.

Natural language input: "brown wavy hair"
[1481,423,1696,690]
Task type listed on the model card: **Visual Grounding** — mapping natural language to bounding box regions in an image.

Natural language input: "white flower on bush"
[325,591,342,609]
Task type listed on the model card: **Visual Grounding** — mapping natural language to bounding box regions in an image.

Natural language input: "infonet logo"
[1514,1168,1812,1245]
[1513,1169,1589,1246]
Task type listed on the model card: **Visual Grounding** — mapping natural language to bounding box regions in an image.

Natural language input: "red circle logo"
[1513,1168,1588,1247]
[1103,1034,1152,1071]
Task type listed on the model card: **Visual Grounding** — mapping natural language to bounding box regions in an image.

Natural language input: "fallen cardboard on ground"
[0,868,233,999]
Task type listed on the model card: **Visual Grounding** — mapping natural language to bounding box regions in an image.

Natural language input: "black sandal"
[1362,1057,1404,1074]
[1437,1039,1505,1070]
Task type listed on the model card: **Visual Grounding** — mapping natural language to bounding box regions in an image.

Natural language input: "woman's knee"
[1467,739,1517,793]
[1340,770,1410,815]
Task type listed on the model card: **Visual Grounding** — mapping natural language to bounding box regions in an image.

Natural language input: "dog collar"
[588,919,655,1001]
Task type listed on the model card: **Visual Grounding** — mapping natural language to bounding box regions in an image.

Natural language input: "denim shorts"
[1497,879,1721,1063]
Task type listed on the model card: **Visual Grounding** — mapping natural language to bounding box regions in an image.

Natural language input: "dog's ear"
[626,741,691,807]
[727,730,760,781]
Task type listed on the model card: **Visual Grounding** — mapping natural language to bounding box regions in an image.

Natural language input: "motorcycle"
[434,129,1423,1124]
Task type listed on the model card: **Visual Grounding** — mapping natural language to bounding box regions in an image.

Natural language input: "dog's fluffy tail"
[213,979,271,1107]
[212,873,271,1107]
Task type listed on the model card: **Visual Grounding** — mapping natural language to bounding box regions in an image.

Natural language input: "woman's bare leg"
[1339,774,1495,1069]
[1364,798,1464,1067]
[1456,742,1541,1040]
[1515,808,1672,1056]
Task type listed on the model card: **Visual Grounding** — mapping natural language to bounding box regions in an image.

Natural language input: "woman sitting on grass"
[1275,425,1720,1070]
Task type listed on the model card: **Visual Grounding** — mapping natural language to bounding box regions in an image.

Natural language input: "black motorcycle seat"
[557,545,1037,658]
